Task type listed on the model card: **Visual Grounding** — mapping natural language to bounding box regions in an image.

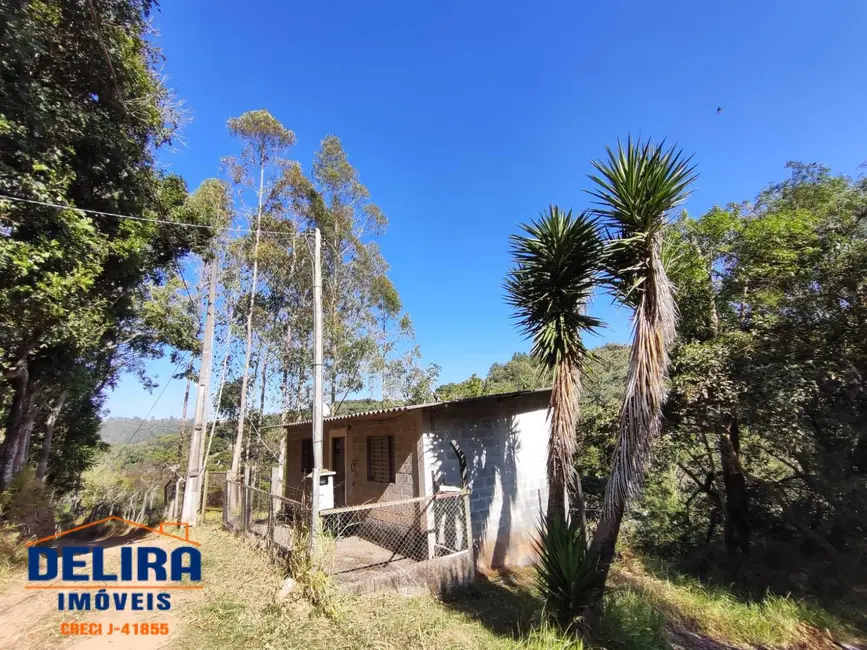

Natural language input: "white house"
[283,388,551,568]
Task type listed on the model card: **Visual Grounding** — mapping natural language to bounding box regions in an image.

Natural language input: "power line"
[173,260,203,342]
[108,352,189,464]
[0,193,305,238]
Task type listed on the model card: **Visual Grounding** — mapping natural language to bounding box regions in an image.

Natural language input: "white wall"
[421,392,550,568]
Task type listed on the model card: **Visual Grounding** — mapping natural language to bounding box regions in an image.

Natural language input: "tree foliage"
[0,0,216,491]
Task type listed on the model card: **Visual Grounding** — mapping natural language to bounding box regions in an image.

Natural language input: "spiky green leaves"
[505,206,604,371]
[533,513,600,629]
[589,138,697,308]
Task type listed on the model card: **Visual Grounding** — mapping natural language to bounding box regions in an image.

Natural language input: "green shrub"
[0,468,55,541]
[533,513,600,630]
[285,520,336,612]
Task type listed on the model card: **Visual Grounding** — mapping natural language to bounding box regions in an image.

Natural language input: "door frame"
[329,427,348,506]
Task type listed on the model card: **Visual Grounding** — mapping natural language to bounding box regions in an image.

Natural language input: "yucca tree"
[587,138,697,616]
[505,206,604,524]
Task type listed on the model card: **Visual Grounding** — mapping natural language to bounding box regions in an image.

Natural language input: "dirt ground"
[0,527,202,649]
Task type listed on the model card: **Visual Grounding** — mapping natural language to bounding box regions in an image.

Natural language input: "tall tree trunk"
[250,342,264,463]
[702,254,750,554]
[546,358,585,528]
[230,159,266,480]
[37,389,67,482]
[719,416,750,554]
[13,396,35,477]
[255,348,270,468]
[258,349,269,427]
[0,354,32,490]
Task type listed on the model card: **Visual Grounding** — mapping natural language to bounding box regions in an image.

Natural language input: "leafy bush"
[533,513,600,630]
[0,468,55,540]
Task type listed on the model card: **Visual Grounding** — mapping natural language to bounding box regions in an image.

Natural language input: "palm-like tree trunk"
[588,234,676,620]
[547,357,585,527]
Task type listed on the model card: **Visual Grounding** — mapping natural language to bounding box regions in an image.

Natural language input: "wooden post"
[200,470,210,522]
[223,472,232,528]
[267,495,275,550]
[309,228,323,556]
[240,484,246,532]
[182,261,218,525]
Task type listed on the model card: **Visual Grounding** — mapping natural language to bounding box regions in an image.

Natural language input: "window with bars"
[366,435,395,483]
[301,438,313,475]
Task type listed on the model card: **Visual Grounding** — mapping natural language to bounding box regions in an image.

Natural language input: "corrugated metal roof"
[281,387,551,428]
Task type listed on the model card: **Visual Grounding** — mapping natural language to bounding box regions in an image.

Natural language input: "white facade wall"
[421,392,550,568]
[283,391,551,569]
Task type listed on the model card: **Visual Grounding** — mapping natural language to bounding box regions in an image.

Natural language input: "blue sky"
[106,0,867,418]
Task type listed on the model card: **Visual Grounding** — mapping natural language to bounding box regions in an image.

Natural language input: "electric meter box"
[306,470,336,510]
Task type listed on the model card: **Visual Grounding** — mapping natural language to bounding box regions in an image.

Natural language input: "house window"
[366,435,395,483]
[301,438,313,475]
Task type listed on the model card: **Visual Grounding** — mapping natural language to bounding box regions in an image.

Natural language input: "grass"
[178,526,589,650]
[0,523,28,588]
[173,526,861,650]
[612,552,860,649]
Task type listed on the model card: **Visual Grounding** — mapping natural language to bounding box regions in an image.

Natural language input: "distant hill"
[99,417,182,446]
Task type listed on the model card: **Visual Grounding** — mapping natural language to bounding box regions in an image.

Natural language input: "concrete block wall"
[284,412,420,513]
[345,412,419,505]
[283,392,551,570]
[422,392,550,568]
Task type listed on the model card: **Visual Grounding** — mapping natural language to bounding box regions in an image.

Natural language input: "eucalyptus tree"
[222,109,296,480]
[310,136,411,413]
[586,138,696,621]
[505,206,604,524]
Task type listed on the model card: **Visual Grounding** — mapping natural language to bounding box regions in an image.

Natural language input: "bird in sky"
[717,107,723,114]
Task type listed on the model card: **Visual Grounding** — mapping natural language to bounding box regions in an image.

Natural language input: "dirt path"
[0,528,201,649]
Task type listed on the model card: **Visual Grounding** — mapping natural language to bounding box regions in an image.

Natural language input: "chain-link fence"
[200,471,226,523]
[222,474,472,582]
[319,490,471,577]
[223,479,309,553]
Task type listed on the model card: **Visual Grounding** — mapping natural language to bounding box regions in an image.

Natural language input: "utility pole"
[181,261,218,525]
[309,228,323,555]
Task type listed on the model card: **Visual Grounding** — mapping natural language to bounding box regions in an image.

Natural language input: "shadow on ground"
[441,569,542,639]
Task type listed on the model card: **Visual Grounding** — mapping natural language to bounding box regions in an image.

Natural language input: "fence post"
[200,470,210,522]
[463,491,476,580]
[462,490,474,554]
[223,472,231,528]
[241,484,248,532]
[267,495,275,551]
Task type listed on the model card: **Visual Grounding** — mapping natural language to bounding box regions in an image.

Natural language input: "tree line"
[0,1,436,500]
